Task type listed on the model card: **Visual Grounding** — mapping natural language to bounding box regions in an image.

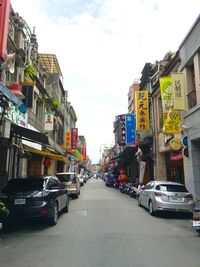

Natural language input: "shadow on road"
[0,212,67,235]
[154,211,192,220]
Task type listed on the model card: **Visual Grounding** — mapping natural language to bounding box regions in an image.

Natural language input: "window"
[5,178,44,193]
[22,86,33,108]
[187,65,197,109]
[145,182,154,190]
[48,178,60,189]
[158,184,188,192]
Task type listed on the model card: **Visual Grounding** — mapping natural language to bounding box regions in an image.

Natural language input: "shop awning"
[61,146,82,161]
[0,82,22,107]
[23,146,68,162]
[11,124,49,145]
[48,137,65,155]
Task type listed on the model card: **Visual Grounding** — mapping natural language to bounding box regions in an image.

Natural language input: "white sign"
[4,102,28,127]
[44,112,54,131]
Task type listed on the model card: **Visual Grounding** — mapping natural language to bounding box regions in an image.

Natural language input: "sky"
[11,0,200,164]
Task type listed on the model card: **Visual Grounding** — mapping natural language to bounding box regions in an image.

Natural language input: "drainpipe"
[149,61,160,181]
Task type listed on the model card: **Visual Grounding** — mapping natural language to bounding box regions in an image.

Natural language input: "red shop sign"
[170,151,183,161]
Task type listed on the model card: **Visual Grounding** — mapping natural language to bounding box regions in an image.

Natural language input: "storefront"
[165,138,184,184]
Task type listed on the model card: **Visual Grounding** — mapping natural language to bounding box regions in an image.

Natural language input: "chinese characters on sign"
[66,131,71,148]
[135,91,149,131]
[159,76,181,134]
[116,114,126,146]
[115,114,136,146]
[125,114,136,144]
[82,146,87,161]
[71,128,78,149]
[171,73,186,110]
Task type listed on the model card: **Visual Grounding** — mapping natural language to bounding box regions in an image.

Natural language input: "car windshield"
[56,174,76,182]
[158,184,188,192]
[4,178,45,193]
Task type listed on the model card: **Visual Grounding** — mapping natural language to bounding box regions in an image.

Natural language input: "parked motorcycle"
[119,182,127,193]
[124,183,133,195]
[113,179,119,189]
[193,199,200,233]
[128,185,139,198]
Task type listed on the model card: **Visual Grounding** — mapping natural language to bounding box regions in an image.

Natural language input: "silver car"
[56,172,80,199]
[137,181,194,215]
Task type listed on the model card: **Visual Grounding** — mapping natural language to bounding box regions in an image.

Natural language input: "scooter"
[119,182,127,193]
[128,185,138,198]
[193,199,200,233]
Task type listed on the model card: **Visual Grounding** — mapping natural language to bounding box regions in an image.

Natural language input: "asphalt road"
[0,178,199,267]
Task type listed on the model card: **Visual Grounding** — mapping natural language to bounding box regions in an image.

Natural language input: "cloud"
[11,0,200,163]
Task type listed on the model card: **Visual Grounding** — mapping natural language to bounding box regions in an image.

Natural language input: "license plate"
[170,196,183,202]
[193,221,200,227]
[14,199,26,205]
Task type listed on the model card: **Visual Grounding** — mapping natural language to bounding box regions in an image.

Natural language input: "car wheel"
[63,198,69,213]
[149,200,155,216]
[71,194,78,199]
[48,202,58,226]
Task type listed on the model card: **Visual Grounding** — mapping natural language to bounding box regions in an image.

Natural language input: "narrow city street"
[0,178,199,267]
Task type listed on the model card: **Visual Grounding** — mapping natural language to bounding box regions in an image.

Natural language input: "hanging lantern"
[43,158,52,167]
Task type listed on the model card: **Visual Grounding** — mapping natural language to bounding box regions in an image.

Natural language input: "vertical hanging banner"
[66,131,71,148]
[125,114,136,145]
[44,112,54,131]
[135,91,149,131]
[159,77,181,134]
[0,0,10,60]
[117,114,126,146]
[82,146,87,161]
[71,128,78,149]
[171,72,186,110]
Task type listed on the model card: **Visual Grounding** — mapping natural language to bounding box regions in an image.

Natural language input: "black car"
[105,172,119,187]
[0,176,69,226]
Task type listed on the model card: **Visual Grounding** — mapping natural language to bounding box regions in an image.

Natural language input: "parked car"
[0,176,69,226]
[137,181,194,215]
[56,172,80,199]
[105,172,119,187]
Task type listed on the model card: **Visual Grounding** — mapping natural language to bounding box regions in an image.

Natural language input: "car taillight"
[72,179,77,184]
[40,209,48,215]
[193,214,200,220]
[185,194,193,200]
[154,192,166,197]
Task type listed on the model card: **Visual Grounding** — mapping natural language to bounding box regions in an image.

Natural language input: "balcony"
[28,110,43,132]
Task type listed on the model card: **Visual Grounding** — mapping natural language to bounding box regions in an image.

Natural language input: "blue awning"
[0,82,22,107]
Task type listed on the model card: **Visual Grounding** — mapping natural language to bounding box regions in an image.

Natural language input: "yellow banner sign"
[159,77,181,134]
[162,110,181,134]
[171,72,186,110]
[66,131,71,148]
[135,91,149,131]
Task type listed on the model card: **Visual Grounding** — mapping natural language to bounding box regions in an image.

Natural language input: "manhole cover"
[74,210,88,216]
